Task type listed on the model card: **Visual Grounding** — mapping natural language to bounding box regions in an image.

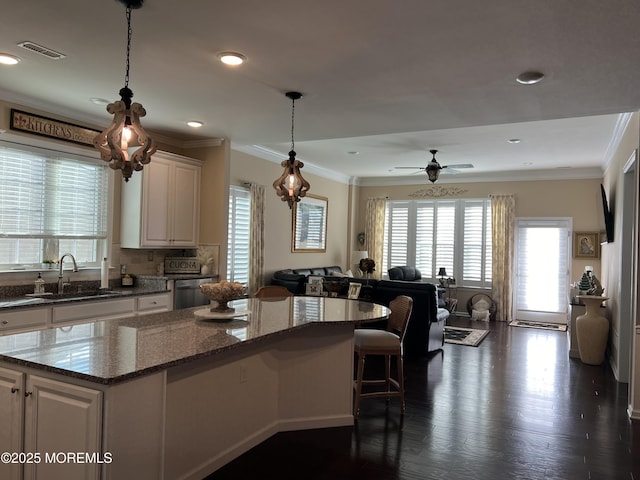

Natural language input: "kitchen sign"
[10,108,101,147]
[164,257,200,274]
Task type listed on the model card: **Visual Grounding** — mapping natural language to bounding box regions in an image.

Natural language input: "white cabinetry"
[120,151,202,248]
[0,308,48,334]
[52,298,136,325]
[136,293,171,315]
[0,367,23,480]
[0,368,102,480]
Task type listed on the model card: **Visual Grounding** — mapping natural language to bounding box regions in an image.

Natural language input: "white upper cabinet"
[120,151,202,248]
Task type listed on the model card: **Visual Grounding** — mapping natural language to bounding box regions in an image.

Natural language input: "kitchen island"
[0,296,389,480]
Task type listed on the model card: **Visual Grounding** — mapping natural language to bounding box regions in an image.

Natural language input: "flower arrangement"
[359,258,376,275]
[359,257,376,286]
[200,281,245,312]
[196,246,215,274]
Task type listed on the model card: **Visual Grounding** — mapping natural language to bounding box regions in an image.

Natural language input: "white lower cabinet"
[0,367,102,480]
[136,293,172,315]
[52,298,136,325]
[0,367,23,480]
[0,308,48,335]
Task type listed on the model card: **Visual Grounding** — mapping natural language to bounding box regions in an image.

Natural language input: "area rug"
[510,320,567,332]
[444,326,489,347]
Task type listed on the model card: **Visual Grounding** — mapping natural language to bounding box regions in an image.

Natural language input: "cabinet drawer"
[53,298,136,324]
[137,294,171,314]
[0,307,48,334]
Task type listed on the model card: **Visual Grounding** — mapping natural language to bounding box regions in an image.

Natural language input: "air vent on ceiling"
[17,41,66,60]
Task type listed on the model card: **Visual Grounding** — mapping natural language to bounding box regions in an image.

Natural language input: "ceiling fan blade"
[443,163,474,169]
[394,166,426,169]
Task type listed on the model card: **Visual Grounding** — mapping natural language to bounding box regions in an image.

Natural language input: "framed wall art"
[292,194,328,253]
[574,231,600,258]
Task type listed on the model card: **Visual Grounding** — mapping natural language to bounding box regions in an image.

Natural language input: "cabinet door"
[142,156,172,246]
[0,368,24,480]
[23,375,102,480]
[170,161,200,247]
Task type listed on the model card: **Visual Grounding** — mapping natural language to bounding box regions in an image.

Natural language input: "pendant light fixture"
[273,91,310,208]
[94,0,156,182]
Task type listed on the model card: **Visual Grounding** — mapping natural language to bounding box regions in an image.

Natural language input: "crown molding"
[233,144,353,185]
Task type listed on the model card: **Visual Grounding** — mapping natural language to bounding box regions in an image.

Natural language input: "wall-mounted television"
[600,184,614,243]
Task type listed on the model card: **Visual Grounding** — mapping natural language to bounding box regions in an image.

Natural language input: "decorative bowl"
[200,281,246,313]
[323,278,349,297]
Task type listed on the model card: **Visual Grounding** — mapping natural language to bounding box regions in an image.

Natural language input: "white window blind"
[0,142,109,266]
[227,186,251,284]
[515,218,570,321]
[383,199,492,287]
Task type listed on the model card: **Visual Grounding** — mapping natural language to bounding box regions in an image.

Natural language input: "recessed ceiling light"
[0,53,20,65]
[523,162,533,166]
[348,151,360,155]
[90,97,110,105]
[508,138,521,144]
[217,52,246,66]
[186,121,204,128]
[516,71,545,85]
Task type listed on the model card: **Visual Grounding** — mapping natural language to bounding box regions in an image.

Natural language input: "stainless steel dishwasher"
[173,277,215,309]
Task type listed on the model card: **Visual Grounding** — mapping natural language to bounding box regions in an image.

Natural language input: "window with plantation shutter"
[383,199,492,287]
[227,186,251,284]
[0,142,109,267]
[387,203,410,268]
[414,203,434,273]
[434,202,455,278]
[461,200,492,287]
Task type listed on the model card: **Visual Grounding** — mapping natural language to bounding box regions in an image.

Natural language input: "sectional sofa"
[271,266,447,357]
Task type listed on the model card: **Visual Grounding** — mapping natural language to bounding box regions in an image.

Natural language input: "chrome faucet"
[58,253,79,294]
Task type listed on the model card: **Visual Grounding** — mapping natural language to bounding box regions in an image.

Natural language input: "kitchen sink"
[27,290,125,301]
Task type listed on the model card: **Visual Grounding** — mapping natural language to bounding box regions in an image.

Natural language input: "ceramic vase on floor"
[575,295,609,365]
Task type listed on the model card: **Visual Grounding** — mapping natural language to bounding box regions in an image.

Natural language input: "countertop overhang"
[0,297,389,386]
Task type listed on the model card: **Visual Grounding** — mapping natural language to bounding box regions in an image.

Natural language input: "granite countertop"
[0,297,390,386]
[0,287,170,311]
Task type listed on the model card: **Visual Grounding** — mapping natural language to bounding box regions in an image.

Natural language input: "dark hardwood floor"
[205,318,640,480]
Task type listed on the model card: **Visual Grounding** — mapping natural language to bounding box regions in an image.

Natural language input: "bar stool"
[353,295,413,417]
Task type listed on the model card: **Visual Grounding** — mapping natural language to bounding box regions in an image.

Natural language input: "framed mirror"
[292,194,328,252]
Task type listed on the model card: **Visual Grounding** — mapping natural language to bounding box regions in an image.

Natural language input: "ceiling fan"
[395,149,473,183]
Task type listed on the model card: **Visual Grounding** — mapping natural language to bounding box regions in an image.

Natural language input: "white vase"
[201,264,210,275]
[575,295,609,365]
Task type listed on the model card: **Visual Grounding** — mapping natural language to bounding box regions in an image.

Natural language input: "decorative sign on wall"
[9,108,101,147]
[164,257,201,274]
